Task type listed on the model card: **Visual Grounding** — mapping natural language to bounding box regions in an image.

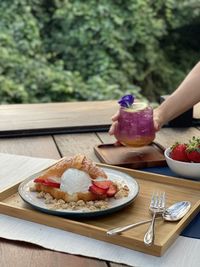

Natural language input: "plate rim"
[18,167,139,218]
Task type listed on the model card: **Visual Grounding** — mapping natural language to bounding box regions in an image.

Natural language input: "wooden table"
[0,101,200,267]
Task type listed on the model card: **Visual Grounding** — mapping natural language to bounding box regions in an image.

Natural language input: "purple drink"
[114,102,155,147]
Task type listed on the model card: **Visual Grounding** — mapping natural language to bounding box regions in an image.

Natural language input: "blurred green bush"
[0,0,199,103]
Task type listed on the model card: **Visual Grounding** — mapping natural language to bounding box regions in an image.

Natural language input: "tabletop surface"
[0,101,200,267]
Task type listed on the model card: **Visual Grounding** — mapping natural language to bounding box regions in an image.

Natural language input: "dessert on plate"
[32,154,129,208]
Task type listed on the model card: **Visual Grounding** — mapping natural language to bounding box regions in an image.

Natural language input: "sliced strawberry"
[89,184,107,196]
[92,180,112,190]
[34,178,45,183]
[34,178,60,188]
[106,184,117,197]
[43,180,60,188]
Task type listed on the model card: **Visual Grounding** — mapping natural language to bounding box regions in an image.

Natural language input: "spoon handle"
[107,219,152,235]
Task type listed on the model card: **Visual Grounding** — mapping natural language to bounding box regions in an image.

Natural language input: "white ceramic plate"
[18,167,139,218]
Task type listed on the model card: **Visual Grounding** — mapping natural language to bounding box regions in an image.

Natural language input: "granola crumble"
[31,181,130,211]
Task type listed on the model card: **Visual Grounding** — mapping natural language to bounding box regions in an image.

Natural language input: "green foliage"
[0,0,199,103]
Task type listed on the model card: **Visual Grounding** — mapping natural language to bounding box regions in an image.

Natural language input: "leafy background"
[0,0,199,104]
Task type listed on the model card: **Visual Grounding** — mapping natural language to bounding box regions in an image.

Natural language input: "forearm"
[154,61,200,128]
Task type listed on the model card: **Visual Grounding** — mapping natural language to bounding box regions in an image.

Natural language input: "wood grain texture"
[0,101,118,131]
[0,99,199,266]
[0,238,107,267]
[0,136,60,159]
[94,143,166,168]
[97,128,200,150]
[155,127,200,148]
[1,163,199,257]
[110,264,131,267]
[54,133,102,161]
[97,132,116,144]
[0,101,199,138]
[0,134,112,267]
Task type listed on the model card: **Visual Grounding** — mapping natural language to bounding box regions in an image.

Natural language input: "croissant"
[33,154,108,202]
[34,183,102,202]
[36,154,107,180]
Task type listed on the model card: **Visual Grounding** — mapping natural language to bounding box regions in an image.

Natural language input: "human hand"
[153,108,164,132]
[108,111,119,135]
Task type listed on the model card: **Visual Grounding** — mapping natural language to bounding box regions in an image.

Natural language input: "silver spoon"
[107,201,191,236]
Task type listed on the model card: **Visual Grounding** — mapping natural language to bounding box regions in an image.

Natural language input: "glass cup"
[114,102,155,147]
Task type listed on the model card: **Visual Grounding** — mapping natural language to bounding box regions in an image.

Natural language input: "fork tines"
[150,192,166,211]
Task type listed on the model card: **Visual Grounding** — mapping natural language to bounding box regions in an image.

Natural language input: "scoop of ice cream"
[60,168,92,194]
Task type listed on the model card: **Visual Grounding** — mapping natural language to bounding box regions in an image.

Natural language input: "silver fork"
[144,192,166,246]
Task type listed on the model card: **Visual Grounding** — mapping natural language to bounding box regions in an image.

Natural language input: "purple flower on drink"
[118,94,134,108]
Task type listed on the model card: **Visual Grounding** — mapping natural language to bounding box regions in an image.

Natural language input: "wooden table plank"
[97,127,200,149]
[0,239,108,267]
[155,127,200,148]
[97,132,116,144]
[54,133,102,161]
[0,101,199,138]
[0,100,199,267]
[0,136,60,159]
[0,101,118,137]
[110,264,129,267]
[0,134,113,267]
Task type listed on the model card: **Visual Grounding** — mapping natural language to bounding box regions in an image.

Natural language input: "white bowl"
[164,147,200,180]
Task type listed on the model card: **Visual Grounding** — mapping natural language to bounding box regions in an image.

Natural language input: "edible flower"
[118,94,134,108]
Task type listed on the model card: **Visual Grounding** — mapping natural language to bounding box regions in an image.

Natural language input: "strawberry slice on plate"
[89,184,107,196]
[34,178,60,188]
[90,180,118,198]
[92,180,112,190]
[106,184,117,197]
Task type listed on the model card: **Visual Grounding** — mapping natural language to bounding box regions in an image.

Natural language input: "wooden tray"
[94,142,167,168]
[0,163,199,256]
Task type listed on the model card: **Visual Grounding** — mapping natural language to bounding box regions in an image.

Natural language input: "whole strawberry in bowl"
[164,137,200,180]
[170,142,189,162]
[186,137,200,163]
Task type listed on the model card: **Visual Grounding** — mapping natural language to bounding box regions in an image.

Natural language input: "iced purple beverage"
[114,98,155,147]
